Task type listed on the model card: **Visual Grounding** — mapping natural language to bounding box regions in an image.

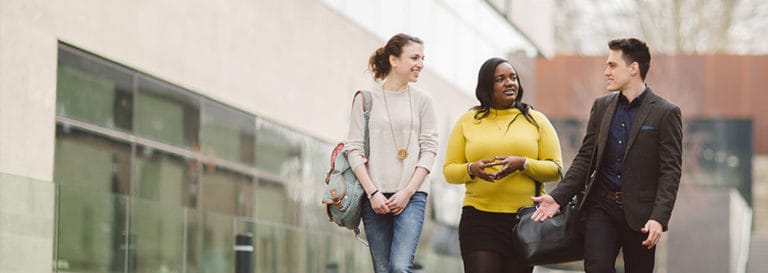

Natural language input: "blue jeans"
[362,192,427,273]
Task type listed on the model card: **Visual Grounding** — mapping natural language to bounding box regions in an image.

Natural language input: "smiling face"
[389,42,424,83]
[490,62,519,109]
[604,49,637,92]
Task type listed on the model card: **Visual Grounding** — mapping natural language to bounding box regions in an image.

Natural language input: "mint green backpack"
[322,90,371,245]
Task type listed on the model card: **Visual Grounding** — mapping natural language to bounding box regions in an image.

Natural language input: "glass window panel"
[254,178,295,224]
[56,46,133,131]
[129,198,185,273]
[303,138,333,187]
[201,167,253,216]
[128,199,186,273]
[255,224,300,273]
[305,232,332,273]
[342,238,373,273]
[135,76,200,149]
[201,99,256,165]
[303,202,336,232]
[54,124,132,195]
[302,138,335,229]
[255,119,303,181]
[201,212,234,273]
[135,145,199,208]
[55,186,128,273]
[185,209,202,273]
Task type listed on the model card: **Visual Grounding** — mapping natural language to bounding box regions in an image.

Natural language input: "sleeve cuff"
[415,151,436,173]
[550,191,567,207]
[347,152,367,170]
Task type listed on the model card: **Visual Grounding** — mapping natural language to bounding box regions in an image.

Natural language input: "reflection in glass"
[135,76,200,149]
[56,46,133,131]
[301,138,334,229]
[54,124,132,195]
[303,138,332,186]
[135,145,199,208]
[201,99,255,165]
[201,212,234,273]
[256,225,301,273]
[186,210,202,273]
[304,232,332,273]
[256,119,303,181]
[56,187,128,273]
[684,119,753,204]
[129,199,185,273]
[202,167,253,217]
[254,178,297,225]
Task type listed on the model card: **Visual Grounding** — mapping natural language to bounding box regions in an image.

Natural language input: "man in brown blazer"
[531,38,683,273]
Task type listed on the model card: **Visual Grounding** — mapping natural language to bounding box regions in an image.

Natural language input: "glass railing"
[49,183,385,273]
[0,172,462,273]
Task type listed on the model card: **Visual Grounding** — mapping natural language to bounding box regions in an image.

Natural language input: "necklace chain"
[492,112,503,131]
[382,86,413,160]
[490,110,521,134]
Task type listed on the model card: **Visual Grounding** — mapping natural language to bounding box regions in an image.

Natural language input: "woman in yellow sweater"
[443,57,563,273]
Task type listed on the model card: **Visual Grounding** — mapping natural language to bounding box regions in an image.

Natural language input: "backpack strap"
[350,90,373,244]
[324,90,372,186]
[352,90,372,158]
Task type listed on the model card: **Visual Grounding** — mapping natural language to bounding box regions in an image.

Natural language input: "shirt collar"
[618,85,649,107]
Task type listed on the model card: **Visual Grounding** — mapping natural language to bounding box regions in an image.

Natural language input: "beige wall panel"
[0,0,58,181]
[0,174,55,273]
[44,0,472,143]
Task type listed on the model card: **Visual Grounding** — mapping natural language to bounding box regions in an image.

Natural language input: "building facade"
[0,1,551,273]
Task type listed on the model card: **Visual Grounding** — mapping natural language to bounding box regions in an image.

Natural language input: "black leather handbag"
[513,182,584,265]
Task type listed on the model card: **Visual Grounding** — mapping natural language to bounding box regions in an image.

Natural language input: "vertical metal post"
[414,262,424,273]
[235,233,253,273]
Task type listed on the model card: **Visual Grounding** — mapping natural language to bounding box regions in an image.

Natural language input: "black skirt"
[458,206,519,257]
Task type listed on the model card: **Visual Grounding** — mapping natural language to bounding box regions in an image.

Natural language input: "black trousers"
[583,197,656,273]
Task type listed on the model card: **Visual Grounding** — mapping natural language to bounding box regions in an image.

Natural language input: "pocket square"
[640,125,656,130]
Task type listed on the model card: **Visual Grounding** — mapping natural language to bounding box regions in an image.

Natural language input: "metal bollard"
[325,262,339,273]
[234,233,254,273]
[413,262,424,273]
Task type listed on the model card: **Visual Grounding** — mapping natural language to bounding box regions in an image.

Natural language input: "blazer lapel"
[624,90,658,161]
[595,93,619,167]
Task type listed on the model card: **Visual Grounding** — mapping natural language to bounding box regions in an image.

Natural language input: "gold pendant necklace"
[382,85,413,160]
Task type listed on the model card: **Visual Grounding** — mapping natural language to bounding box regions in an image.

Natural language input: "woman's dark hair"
[608,38,651,80]
[368,33,423,81]
[472,57,538,129]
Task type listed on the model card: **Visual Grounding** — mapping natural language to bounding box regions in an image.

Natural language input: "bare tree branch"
[553,0,768,55]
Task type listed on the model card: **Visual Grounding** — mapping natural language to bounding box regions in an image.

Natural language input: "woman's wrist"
[367,189,380,200]
[467,162,475,179]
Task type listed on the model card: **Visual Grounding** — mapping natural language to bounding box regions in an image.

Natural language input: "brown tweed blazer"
[550,89,683,231]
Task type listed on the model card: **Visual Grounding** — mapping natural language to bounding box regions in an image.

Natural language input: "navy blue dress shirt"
[598,87,649,192]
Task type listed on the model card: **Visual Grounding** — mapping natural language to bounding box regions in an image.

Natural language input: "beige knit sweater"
[344,84,438,194]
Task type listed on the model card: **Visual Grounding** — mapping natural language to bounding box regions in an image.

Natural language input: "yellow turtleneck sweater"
[443,108,563,213]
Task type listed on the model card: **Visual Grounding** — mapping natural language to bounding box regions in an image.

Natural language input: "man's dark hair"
[608,38,651,80]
